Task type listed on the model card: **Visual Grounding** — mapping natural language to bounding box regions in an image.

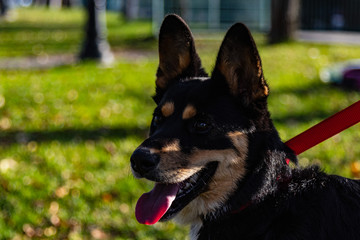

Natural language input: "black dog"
[130,14,360,240]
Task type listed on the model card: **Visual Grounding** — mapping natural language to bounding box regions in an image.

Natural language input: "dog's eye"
[194,121,211,133]
[153,115,163,127]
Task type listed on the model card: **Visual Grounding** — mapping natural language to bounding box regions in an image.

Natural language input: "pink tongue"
[135,183,179,225]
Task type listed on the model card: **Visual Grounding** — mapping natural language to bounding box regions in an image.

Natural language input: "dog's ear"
[212,23,268,107]
[154,14,207,104]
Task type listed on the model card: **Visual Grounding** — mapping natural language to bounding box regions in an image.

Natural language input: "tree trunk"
[179,0,189,20]
[62,0,71,8]
[79,0,114,64]
[0,0,8,16]
[268,0,300,44]
[124,0,139,20]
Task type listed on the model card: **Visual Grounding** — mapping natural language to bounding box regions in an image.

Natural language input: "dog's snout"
[131,148,160,176]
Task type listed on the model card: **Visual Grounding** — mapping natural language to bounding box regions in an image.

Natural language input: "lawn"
[0,7,155,57]
[0,7,360,240]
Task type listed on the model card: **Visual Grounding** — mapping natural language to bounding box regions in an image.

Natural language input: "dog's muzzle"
[130,148,160,177]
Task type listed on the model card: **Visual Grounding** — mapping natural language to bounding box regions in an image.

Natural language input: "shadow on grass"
[272,110,334,125]
[270,80,326,95]
[0,25,80,32]
[109,35,156,50]
[0,126,148,146]
[270,81,358,124]
[272,79,360,97]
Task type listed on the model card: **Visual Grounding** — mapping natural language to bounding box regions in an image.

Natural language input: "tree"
[0,0,8,16]
[268,0,300,44]
[124,0,139,20]
[79,0,114,64]
[62,0,71,8]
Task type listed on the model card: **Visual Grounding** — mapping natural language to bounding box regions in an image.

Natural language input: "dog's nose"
[130,148,160,176]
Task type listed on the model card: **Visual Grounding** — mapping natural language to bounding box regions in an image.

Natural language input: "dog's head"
[131,15,280,225]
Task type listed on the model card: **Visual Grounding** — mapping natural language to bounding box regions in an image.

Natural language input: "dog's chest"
[190,222,202,240]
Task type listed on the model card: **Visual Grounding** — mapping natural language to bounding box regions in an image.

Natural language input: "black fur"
[131,14,360,239]
[199,168,360,240]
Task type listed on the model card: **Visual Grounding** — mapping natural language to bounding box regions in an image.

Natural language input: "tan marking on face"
[149,140,190,183]
[161,102,175,117]
[182,104,197,120]
[157,154,203,184]
[174,132,248,224]
[161,140,180,152]
[148,148,160,154]
[228,131,248,154]
[148,140,180,155]
[151,132,248,224]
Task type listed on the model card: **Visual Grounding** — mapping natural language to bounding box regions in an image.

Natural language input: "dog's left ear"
[212,23,268,107]
[154,14,207,103]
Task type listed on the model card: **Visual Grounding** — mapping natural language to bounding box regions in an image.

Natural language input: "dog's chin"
[159,162,219,221]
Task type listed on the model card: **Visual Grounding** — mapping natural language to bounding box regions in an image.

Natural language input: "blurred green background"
[0,6,360,240]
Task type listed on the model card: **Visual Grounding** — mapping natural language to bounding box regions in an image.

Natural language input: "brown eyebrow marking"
[182,104,197,120]
[148,140,180,154]
[161,101,175,117]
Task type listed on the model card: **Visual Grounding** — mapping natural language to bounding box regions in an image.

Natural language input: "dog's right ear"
[154,14,207,104]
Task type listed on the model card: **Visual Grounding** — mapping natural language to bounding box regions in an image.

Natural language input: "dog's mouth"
[135,162,218,225]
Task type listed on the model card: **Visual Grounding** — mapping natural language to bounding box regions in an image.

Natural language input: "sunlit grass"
[1,6,360,240]
[0,62,156,130]
[0,61,190,239]
[0,7,154,57]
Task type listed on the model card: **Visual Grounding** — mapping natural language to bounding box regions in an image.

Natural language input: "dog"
[130,14,360,240]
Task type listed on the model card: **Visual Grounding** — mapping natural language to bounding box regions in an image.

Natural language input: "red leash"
[285,100,360,155]
[232,100,360,215]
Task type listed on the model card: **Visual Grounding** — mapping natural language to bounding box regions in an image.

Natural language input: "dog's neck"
[173,129,294,239]
[190,154,292,239]
[186,131,294,239]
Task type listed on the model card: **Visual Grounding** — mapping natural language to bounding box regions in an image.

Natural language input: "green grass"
[1,7,360,240]
[0,7,155,57]
[0,61,190,239]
